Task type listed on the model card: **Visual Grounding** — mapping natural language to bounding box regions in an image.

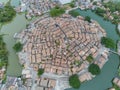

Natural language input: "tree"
[0,4,16,23]
[13,42,23,52]
[90,0,94,2]
[86,54,94,63]
[69,74,81,89]
[70,3,75,8]
[95,7,105,17]
[37,68,44,76]
[69,10,80,17]
[93,1,97,5]
[88,63,101,75]
[50,6,65,17]
[101,37,115,49]
[85,16,91,23]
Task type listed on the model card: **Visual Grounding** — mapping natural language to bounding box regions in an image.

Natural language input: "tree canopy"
[13,42,23,52]
[50,6,65,17]
[88,63,101,75]
[0,35,8,69]
[85,16,91,23]
[101,37,115,49]
[0,4,16,23]
[95,7,105,17]
[37,68,44,76]
[69,74,81,89]
[86,54,94,63]
[69,10,80,17]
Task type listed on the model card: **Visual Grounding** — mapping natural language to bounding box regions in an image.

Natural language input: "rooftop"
[17,14,106,76]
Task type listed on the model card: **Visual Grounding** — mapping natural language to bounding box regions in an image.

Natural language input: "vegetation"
[101,37,115,49]
[69,10,80,17]
[113,84,120,90]
[74,60,81,66]
[37,68,44,76]
[2,75,7,84]
[69,74,81,89]
[103,2,120,12]
[88,63,101,75]
[103,2,120,24]
[50,6,65,17]
[94,1,120,24]
[13,42,23,52]
[86,54,94,63]
[0,3,16,23]
[95,7,105,17]
[85,16,91,23]
[69,2,75,8]
[93,1,97,5]
[0,35,8,69]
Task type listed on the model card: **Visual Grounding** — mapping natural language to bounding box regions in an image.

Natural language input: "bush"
[69,74,81,89]
[50,6,65,17]
[13,42,23,52]
[38,68,44,76]
[88,63,101,75]
[101,37,115,49]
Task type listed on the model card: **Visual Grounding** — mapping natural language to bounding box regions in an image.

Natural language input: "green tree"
[50,6,65,17]
[13,42,23,52]
[86,54,94,63]
[69,10,80,17]
[101,37,115,49]
[93,1,97,5]
[70,3,75,8]
[0,4,16,23]
[95,7,105,16]
[88,63,101,75]
[69,74,81,89]
[85,16,91,23]
[37,68,44,76]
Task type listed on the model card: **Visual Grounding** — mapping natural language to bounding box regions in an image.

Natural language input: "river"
[0,0,120,89]
[0,0,28,76]
[0,14,28,76]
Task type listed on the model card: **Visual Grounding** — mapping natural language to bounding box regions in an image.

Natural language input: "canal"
[66,9,120,90]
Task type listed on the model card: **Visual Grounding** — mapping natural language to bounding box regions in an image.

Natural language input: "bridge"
[109,50,120,56]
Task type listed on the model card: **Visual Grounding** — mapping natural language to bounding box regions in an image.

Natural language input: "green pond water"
[0,0,38,76]
[0,14,28,76]
[66,9,120,90]
[0,0,120,89]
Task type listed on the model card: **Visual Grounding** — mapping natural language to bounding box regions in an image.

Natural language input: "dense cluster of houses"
[16,0,57,19]
[14,14,109,89]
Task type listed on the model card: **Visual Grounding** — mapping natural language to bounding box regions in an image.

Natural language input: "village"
[0,0,120,90]
[12,12,109,90]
